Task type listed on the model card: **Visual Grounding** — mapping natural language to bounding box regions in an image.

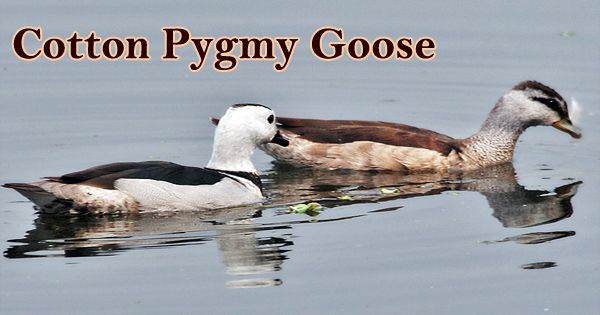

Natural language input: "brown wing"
[276,117,462,156]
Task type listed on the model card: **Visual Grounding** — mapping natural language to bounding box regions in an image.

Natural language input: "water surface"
[1,1,599,314]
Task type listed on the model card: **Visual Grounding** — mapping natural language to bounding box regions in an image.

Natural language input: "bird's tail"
[3,182,74,214]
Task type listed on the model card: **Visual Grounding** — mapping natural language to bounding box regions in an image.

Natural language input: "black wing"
[50,161,228,190]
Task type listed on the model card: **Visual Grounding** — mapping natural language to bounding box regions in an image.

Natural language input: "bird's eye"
[267,114,274,124]
[532,97,565,116]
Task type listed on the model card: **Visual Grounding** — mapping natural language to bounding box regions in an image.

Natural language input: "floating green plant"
[337,195,353,201]
[380,187,399,194]
[288,202,323,214]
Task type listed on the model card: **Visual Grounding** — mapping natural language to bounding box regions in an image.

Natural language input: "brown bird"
[255,81,581,172]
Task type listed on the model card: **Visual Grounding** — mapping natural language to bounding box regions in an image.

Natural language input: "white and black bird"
[3,104,289,214]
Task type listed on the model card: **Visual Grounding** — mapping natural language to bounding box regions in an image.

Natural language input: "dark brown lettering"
[12,27,42,60]
[311,27,345,60]
[415,38,436,60]
[162,27,190,59]
[43,38,65,59]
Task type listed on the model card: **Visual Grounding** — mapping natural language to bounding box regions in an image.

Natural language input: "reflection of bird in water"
[215,221,291,276]
[264,162,581,230]
[472,177,578,228]
[4,207,290,288]
[488,231,575,245]
[5,162,581,279]
[264,162,581,270]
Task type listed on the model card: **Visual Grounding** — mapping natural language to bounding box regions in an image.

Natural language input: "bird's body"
[261,118,468,172]
[260,81,581,172]
[3,104,289,214]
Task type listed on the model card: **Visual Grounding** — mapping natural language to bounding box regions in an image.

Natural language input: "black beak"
[270,131,289,147]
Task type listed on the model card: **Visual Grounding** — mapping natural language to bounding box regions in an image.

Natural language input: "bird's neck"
[206,134,257,174]
[463,102,527,167]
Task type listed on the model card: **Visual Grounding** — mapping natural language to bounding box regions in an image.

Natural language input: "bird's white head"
[207,104,288,173]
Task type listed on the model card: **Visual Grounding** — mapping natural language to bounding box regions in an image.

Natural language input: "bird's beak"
[552,118,582,139]
[270,130,289,147]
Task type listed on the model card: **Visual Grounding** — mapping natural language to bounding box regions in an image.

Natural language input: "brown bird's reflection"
[263,162,581,270]
[263,162,580,247]
[264,162,580,227]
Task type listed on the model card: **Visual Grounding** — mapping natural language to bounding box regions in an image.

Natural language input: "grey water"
[1,1,599,314]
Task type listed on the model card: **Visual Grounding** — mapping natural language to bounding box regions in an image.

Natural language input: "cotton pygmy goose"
[254,81,580,172]
[3,104,289,214]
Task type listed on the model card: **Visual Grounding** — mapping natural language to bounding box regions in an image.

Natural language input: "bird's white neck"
[206,131,258,174]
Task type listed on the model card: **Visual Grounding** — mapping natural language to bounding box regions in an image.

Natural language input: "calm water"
[1,1,599,314]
